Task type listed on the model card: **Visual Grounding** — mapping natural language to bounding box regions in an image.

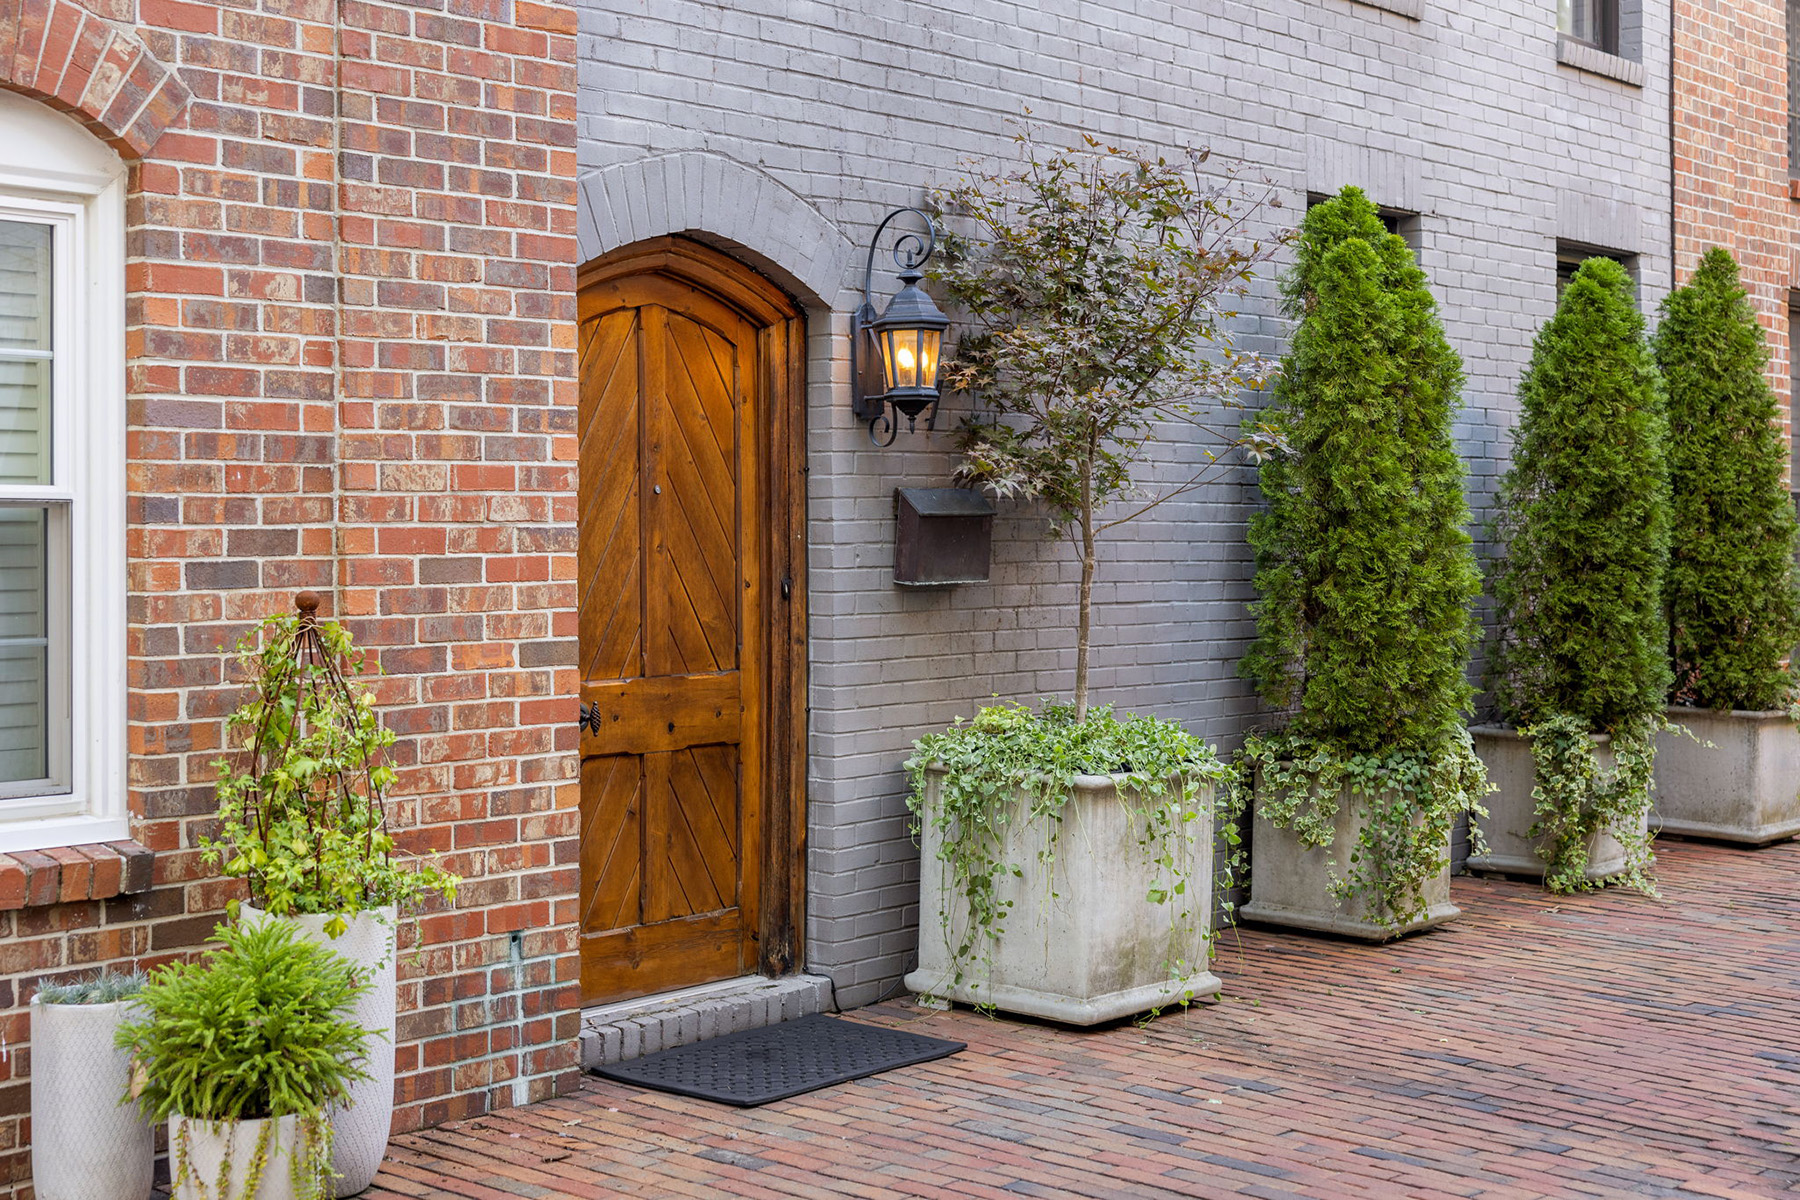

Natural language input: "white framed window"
[0,91,126,852]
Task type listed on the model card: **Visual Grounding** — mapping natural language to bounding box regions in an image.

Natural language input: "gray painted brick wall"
[575,0,1672,1008]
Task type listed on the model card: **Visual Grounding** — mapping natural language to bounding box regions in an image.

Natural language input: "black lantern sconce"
[852,208,951,446]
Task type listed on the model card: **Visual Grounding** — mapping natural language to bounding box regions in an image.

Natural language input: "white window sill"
[0,813,129,855]
[1556,35,1645,87]
[1351,0,1423,18]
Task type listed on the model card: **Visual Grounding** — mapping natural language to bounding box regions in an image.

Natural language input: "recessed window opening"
[1304,192,1422,252]
[1560,0,1621,54]
[1555,240,1637,297]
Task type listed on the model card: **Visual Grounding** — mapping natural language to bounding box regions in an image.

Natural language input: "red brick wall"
[0,0,580,1190]
[1672,0,1797,434]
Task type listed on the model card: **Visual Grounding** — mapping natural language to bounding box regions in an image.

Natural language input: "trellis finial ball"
[295,590,322,615]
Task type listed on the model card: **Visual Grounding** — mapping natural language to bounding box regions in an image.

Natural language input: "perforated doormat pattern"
[591,1013,966,1106]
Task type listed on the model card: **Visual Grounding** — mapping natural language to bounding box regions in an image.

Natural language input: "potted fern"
[116,920,371,1200]
[1239,187,1487,939]
[204,591,457,1195]
[1476,256,1670,891]
[1651,248,1800,844]
[30,971,152,1200]
[902,130,1283,1023]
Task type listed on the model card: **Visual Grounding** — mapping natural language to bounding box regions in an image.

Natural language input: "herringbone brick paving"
[366,840,1800,1198]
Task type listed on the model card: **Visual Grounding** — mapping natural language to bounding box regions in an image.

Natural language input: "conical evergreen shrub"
[1489,257,1670,727]
[1239,187,1485,927]
[1654,247,1800,711]
[1488,255,1668,892]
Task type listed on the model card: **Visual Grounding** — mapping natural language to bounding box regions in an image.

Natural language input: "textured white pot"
[1654,707,1800,845]
[29,998,153,1200]
[242,905,396,1197]
[905,769,1220,1025]
[173,1114,305,1200]
[1240,772,1459,941]
[1470,726,1646,880]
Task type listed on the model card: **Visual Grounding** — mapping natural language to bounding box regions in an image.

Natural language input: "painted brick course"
[574,0,1674,1007]
[0,0,579,1191]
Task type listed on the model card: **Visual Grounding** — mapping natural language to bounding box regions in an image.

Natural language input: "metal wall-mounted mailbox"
[894,487,995,587]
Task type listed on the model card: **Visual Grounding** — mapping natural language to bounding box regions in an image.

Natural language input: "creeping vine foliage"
[204,611,459,935]
[1238,188,1486,925]
[1489,257,1669,891]
[906,704,1227,1009]
[115,920,371,1200]
[1654,248,1800,712]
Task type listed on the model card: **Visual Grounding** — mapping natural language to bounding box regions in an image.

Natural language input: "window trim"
[0,96,126,853]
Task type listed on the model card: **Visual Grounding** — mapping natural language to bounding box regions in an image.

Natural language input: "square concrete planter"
[1240,773,1459,941]
[905,768,1220,1025]
[1654,706,1800,845]
[1469,725,1645,880]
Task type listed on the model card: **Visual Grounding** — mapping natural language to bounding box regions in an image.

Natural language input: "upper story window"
[1560,0,1621,55]
[0,91,126,852]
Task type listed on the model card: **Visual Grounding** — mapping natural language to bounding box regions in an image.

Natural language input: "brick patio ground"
[366,840,1800,1199]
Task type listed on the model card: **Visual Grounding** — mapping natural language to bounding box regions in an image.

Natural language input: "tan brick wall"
[1672,0,1797,433]
[0,0,580,1189]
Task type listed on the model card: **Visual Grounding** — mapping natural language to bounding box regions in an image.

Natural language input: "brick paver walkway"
[368,840,1800,1199]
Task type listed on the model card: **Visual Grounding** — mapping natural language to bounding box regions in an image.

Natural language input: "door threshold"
[580,973,835,1069]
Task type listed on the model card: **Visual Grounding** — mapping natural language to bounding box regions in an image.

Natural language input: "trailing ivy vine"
[1521,712,1661,894]
[905,703,1227,1009]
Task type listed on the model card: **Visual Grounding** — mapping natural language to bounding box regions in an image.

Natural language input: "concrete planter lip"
[1469,722,1612,745]
[1664,704,1792,721]
[919,761,1216,794]
[907,768,1220,1025]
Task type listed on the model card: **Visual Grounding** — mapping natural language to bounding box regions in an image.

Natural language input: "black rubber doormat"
[591,1013,965,1106]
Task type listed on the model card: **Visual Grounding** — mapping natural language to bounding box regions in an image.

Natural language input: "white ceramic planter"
[905,770,1220,1025]
[29,998,153,1200]
[1654,707,1800,845]
[173,1114,305,1200]
[1469,726,1647,880]
[242,905,396,1197]
[1240,773,1459,941]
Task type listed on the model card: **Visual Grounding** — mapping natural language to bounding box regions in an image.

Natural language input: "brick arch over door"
[575,236,808,1004]
[0,0,191,158]
[576,152,855,312]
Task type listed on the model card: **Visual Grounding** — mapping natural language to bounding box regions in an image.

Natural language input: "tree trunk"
[1075,479,1096,721]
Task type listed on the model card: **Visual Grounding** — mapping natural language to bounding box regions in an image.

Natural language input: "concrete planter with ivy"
[1651,252,1800,848]
[29,974,152,1200]
[1652,709,1800,845]
[1241,772,1459,940]
[905,706,1223,1025]
[1238,189,1488,938]
[1469,726,1647,882]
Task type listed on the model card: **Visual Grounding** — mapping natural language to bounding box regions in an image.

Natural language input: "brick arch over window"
[577,152,855,311]
[0,0,191,159]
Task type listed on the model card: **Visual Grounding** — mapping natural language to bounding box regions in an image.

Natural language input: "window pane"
[0,506,53,793]
[0,220,51,351]
[0,356,50,484]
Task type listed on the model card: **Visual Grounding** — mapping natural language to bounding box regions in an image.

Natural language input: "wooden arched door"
[577,238,806,1005]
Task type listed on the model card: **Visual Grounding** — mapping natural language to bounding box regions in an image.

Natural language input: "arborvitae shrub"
[1243,187,1481,752]
[1237,187,1485,927]
[1654,247,1800,711]
[1489,257,1670,729]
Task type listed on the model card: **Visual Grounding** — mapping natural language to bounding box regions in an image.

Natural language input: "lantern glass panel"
[877,326,942,393]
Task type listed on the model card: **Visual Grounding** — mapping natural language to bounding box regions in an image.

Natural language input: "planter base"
[901,967,1221,1025]
[911,770,1219,1027]
[1653,708,1800,847]
[1469,726,1643,881]
[1237,898,1461,942]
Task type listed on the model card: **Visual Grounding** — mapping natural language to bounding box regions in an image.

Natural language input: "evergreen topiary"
[1239,187,1486,928]
[1654,247,1800,712]
[1488,255,1669,891]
